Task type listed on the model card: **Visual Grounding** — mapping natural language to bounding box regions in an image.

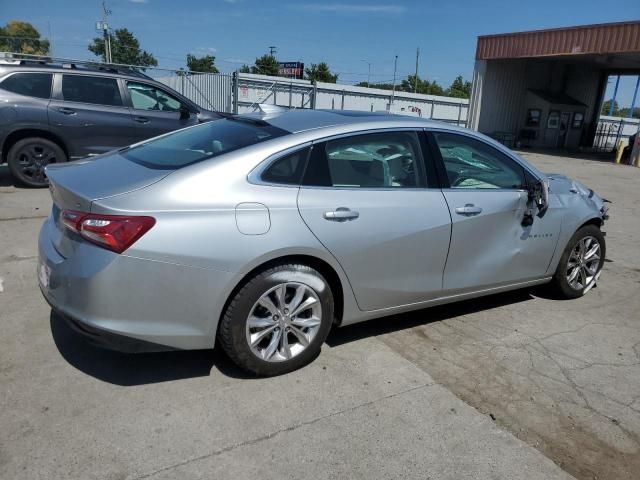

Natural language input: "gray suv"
[0,59,223,187]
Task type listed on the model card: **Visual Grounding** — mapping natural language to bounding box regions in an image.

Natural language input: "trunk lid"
[45,152,171,258]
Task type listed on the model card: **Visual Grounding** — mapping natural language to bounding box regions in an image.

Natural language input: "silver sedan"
[38,109,608,376]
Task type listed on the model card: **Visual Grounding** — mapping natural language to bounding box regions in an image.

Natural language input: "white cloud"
[293,3,406,14]
[195,46,218,53]
[129,0,149,4]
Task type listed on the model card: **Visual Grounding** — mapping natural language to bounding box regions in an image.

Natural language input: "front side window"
[0,72,52,99]
[127,81,181,112]
[303,131,422,188]
[434,132,526,189]
[61,75,122,106]
[123,117,288,169]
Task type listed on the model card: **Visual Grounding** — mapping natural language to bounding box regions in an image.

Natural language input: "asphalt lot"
[0,152,638,480]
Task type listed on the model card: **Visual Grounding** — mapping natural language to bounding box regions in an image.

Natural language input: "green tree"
[601,99,620,116]
[445,75,472,98]
[239,64,251,73]
[356,81,394,90]
[251,54,279,76]
[0,20,49,55]
[619,107,640,118]
[88,28,157,67]
[305,62,338,83]
[399,74,445,96]
[186,54,219,73]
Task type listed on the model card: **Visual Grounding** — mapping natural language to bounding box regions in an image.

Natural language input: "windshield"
[122,118,288,169]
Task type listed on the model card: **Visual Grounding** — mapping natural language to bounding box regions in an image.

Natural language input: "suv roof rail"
[0,52,154,80]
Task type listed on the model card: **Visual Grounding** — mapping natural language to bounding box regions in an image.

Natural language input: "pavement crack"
[130,382,433,480]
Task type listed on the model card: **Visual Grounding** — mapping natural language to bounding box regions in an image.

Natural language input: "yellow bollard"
[614,140,625,164]
[632,133,640,167]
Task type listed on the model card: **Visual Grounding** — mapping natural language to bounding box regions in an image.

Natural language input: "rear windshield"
[122,118,288,169]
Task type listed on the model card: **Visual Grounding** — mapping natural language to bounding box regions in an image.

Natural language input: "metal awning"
[476,21,640,60]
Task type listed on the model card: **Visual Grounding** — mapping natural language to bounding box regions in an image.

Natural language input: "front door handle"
[134,116,150,124]
[455,204,483,216]
[323,207,359,222]
[57,107,76,115]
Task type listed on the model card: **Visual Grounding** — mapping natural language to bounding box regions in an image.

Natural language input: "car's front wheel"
[549,224,605,299]
[7,137,67,188]
[218,264,334,376]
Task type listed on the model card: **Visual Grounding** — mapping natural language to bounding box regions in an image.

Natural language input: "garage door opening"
[593,74,640,152]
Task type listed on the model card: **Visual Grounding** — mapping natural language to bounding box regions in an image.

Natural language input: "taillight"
[61,210,155,254]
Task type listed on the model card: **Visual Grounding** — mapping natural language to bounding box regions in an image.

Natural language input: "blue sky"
[2,0,639,106]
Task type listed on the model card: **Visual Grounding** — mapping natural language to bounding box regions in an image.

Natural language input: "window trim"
[301,128,431,191]
[426,128,538,192]
[57,73,126,108]
[0,71,53,100]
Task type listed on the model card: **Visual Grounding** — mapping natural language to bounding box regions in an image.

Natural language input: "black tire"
[7,137,67,187]
[219,264,334,376]
[549,224,606,299]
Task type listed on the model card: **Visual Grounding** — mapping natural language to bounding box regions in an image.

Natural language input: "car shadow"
[51,289,540,386]
[50,310,255,386]
[326,289,536,347]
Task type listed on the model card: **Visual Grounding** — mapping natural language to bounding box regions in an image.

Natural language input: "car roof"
[239,109,448,134]
[0,63,154,82]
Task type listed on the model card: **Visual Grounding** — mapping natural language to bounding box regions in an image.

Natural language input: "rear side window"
[0,72,52,99]
[303,131,422,188]
[62,75,123,106]
[123,118,288,169]
[261,148,309,185]
[127,81,181,112]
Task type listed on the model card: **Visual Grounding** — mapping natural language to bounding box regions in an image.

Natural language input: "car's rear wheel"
[7,137,67,187]
[549,224,605,299]
[218,264,334,376]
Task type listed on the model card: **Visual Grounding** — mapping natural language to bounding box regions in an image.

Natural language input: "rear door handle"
[134,116,150,124]
[57,107,76,115]
[323,207,359,222]
[455,204,483,216]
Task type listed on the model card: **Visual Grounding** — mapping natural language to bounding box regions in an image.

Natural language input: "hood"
[46,152,171,211]
[546,172,606,210]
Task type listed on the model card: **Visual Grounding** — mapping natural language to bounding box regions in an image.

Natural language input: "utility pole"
[268,46,277,58]
[47,22,53,57]
[96,1,112,63]
[391,55,398,105]
[361,60,372,88]
[414,47,420,93]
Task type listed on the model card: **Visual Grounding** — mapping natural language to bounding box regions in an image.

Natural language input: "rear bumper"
[43,292,177,353]
[38,215,234,351]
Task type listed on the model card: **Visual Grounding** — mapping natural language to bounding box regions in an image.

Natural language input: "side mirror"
[523,178,549,227]
[179,105,191,120]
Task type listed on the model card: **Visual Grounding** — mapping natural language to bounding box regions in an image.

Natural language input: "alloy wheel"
[15,143,58,184]
[566,236,601,290]
[245,282,322,362]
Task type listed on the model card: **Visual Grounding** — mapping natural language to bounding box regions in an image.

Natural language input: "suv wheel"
[219,264,334,376]
[7,137,67,187]
[549,224,605,299]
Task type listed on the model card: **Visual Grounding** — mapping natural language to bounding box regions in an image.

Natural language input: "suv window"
[0,72,52,99]
[122,117,288,169]
[127,81,181,112]
[261,148,309,185]
[303,131,422,188]
[61,75,122,106]
[433,132,526,189]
